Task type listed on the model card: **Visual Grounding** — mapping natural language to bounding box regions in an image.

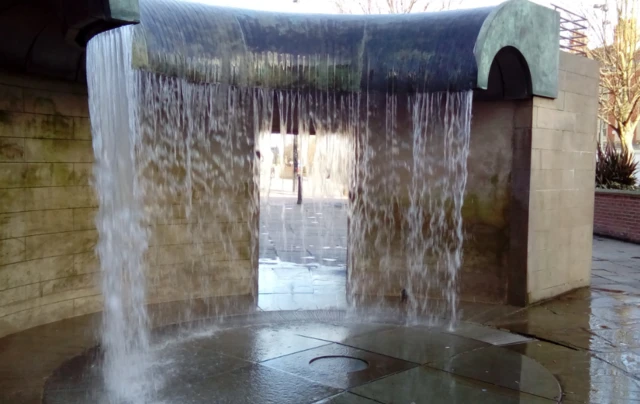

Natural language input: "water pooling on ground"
[87,22,473,404]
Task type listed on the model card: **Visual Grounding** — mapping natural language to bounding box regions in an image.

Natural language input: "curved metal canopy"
[130,0,559,97]
[0,0,560,98]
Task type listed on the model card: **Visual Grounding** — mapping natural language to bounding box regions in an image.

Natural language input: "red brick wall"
[594,190,640,243]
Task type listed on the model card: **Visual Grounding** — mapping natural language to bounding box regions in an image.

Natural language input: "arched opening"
[475,46,533,101]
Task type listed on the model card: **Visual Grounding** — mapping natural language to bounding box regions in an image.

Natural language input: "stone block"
[536,107,576,132]
[0,164,23,189]
[73,208,97,230]
[74,163,93,185]
[27,209,75,237]
[0,85,23,112]
[527,231,548,253]
[23,89,89,117]
[561,131,584,153]
[0,112,74,139]
[0,138,24,162]
[24,139,93,163]
[73,117,92,140]
[542,189,561,211]
[52,163,76,186]
[560,71,599,97]
[74,251,100,274]
[73,294,103,316]
[531,169,564,191]
[529,266,557,293]
[532,129,563,151]
[0,295,35,318]
[24,186,96,210]
[559,52,600,79]
[533,91,565,110]
[0,283,40,307]
[0,163,53,188]
[575,112,597,136]
[51,162,92,186]
[0,212,25,239]
[539,149,555,170]
[574,170,594,190]
[561,169,575,189]
[0,255,71,290]
[41,273,98,296]
[25,230,98,260]
[549,228,571,249]
[576,152,594,171]
[563,91,598,115]
[0,238,25,266]
[149,222,251,246]
[0,188,24,213]
[38,255,78,282]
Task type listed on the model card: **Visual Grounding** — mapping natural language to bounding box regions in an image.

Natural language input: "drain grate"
[309,355,369,373]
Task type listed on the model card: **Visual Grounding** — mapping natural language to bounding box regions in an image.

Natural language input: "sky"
[184,0,574,14]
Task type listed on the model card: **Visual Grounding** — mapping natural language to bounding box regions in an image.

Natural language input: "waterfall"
[406,91,473,326]
[87,23,472,401]
[87,26,152,402]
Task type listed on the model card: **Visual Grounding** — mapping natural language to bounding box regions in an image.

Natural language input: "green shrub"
[595,142,639,190]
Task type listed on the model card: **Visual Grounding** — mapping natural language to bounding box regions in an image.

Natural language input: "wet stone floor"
[2,200,640,404]
[258,195,348,311]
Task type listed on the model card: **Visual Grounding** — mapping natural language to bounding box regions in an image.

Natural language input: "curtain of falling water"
[135,75,272,323]
[87,26,152,402]
[88,20,473,400]
[347,91,472,327]
[406,92,472,326]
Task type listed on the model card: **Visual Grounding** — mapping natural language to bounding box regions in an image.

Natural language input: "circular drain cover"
[309,355,369,372]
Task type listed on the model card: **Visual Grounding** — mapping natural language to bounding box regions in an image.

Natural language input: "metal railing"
[553,4,589,56]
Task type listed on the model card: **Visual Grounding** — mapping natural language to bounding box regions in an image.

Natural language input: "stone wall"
[0,71,259,337]
[524,52,599,303]
[594,190,640,244]
[0,71,99,338]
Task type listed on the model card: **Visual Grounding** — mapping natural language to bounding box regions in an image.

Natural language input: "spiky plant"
[595,142,639,189]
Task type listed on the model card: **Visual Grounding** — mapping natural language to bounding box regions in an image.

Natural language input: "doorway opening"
[257,130,350,311]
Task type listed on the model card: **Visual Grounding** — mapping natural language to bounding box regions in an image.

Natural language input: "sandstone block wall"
[0,71,259,337]
[525,52,599,303]
[0,71,99,337]
[594,190,640,244]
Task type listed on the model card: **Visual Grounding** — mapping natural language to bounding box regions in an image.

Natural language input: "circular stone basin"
[309,355,369,373]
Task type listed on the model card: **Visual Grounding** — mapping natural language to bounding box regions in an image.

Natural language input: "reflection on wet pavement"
[258,197,348,311]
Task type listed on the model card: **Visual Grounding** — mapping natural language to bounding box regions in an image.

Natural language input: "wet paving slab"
[261,343,417,389]
[350,365,556,404]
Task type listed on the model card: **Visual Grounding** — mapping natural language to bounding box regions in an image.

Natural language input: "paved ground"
[3,187,640,404]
